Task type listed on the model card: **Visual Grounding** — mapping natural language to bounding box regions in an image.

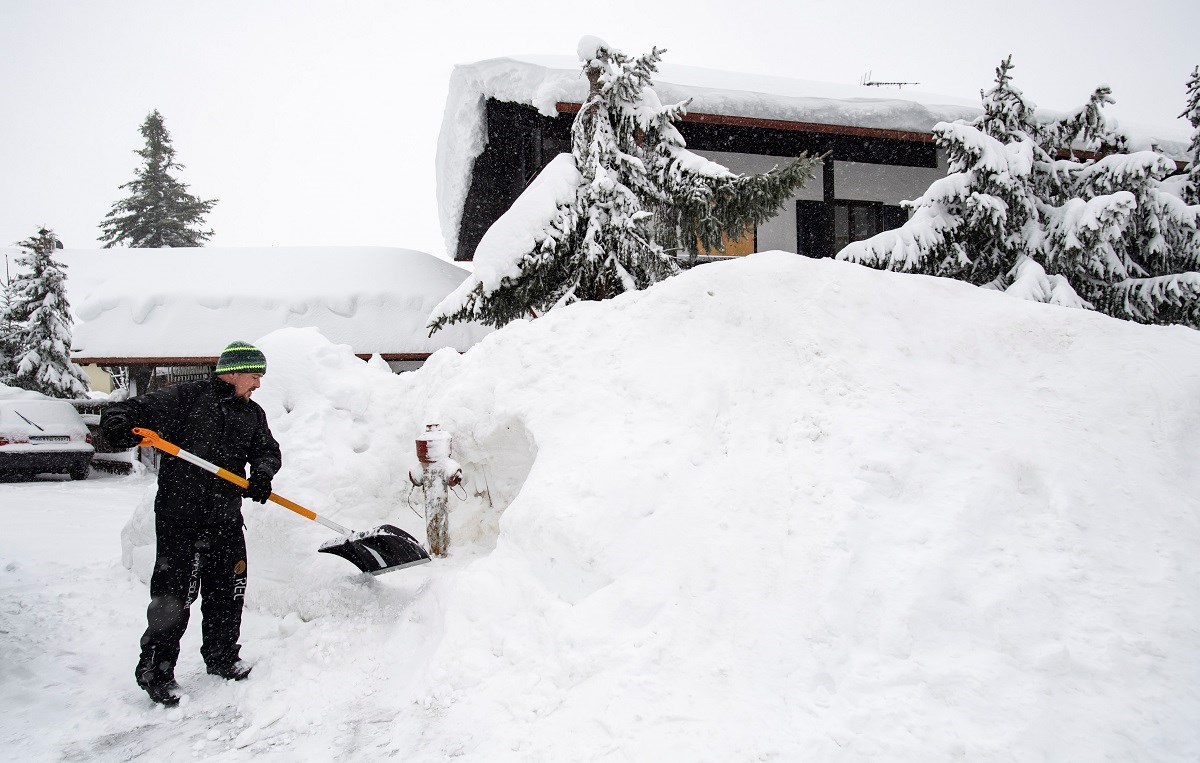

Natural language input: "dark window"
[882,204,909,230]
[798,200,908,258]
[797,201,834,258]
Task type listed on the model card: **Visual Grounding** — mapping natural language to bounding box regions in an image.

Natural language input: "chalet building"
[438,56,1190,265]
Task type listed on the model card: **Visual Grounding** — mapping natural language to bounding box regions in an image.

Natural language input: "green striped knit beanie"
[215,341,267,374]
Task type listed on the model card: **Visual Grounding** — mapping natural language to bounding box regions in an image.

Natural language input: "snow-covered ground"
[3,252,1200,760]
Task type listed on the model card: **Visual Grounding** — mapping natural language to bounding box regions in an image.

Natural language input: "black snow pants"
[135,514,247,686]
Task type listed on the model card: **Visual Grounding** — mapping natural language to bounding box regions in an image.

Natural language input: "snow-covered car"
[0,399,95,480]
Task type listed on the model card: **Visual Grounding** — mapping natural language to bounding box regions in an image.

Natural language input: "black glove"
[246,471,273,503]
[100,414,142,450]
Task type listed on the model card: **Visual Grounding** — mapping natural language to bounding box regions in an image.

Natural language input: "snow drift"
[118,252,1200,759]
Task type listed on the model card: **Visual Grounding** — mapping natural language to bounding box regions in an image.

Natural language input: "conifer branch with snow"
[1182,65,1200,206]
[0,253,20,385]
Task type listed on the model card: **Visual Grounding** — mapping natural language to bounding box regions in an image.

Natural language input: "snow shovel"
[132,427,430,575]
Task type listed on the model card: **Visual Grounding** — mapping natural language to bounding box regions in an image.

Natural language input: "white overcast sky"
[1,0,1196,258]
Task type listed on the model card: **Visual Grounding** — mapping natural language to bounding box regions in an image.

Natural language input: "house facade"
[456,98,949,263]
[438,56,1190,265]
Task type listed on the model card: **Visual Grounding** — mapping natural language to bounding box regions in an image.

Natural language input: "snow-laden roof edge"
[55,246,492,359]
[435,55,1194,258]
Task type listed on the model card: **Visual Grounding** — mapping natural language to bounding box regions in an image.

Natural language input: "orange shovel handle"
[132,427,339,530]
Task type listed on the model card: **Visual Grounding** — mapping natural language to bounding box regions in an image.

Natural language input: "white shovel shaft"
[143,431,353,536]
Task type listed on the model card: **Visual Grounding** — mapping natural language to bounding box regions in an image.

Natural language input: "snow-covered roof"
[436,55,1192,258]
[56,247,491,361]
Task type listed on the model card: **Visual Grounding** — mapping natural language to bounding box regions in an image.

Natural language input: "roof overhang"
[556,101,937,143]
[557,102,1169,166]
[73,353,438,366]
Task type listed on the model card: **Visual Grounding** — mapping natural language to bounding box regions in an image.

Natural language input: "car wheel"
[69,463,90,481]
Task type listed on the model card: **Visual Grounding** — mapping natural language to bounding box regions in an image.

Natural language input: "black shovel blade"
[318,524,431,575]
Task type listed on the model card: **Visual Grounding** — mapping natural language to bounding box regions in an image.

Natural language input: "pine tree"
[429,38,819,332]
[99,110,217,248]
[8,228,89,398]
[840,57,1200,329]
[1182,65,1200,206]
[1,253,20,385]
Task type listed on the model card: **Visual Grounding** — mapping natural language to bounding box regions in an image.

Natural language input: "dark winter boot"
[207,660,252,681]
[136,649,181,706]
[143,679,182,707]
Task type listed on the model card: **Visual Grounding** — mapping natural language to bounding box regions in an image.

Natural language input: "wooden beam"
[72,356,220,365]
[354,353,437,362]
[555,101,937,143]
[74,353,445,365]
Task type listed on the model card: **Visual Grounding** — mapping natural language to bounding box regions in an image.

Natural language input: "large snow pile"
[115,252,1200,759]
[58,246,490,359]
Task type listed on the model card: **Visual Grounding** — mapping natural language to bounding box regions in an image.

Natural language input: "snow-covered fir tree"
[1182,65,1200,206]
[99,110,217,248]
[8,228,89,398]
[840,57,1200,328]
[0,253,20,384]
[429,37,819,332]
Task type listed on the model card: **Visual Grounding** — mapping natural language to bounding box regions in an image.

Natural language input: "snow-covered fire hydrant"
[409,424,462,558]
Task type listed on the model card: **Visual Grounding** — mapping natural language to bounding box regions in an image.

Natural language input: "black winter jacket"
[101,376,281,525]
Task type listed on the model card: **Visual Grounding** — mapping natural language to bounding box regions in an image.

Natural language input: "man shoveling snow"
[101,341,280,706]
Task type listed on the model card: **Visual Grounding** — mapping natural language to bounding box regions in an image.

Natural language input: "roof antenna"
[860,70,920,89]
